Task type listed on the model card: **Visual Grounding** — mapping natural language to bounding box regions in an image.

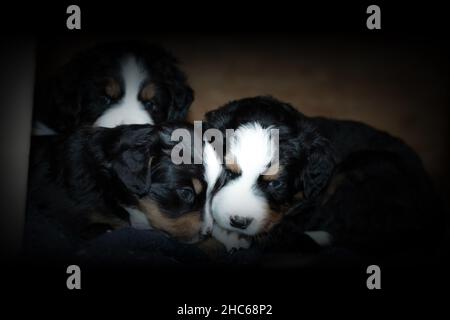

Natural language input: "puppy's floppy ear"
[112,148,152,197]
[95,125,159,196]
[167,72,194,121]
[115,126,160,196]
[157,50,194,121]
[34,58,84,133]
[144,44,194,121]
[296,122,336,199]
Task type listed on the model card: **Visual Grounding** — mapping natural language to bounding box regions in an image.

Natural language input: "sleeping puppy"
[33,41,194,134]
[201,96,445,259]
[27,122,206,245]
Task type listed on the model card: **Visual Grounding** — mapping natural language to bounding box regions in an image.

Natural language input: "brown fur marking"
[262,208,286,232]
[140,83,156,101]
[224,154,242,174]
[192,178,203,195]
[261,164,283,181]
[104,78,121,99]
[138,198,201,242]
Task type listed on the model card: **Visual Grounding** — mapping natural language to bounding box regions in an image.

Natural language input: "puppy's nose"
[230,216,253,230]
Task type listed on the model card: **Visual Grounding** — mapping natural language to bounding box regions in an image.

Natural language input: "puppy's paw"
[224,234,250,252]
[228,238,251,255]
[211,225,251,252]
[239,237,251,249]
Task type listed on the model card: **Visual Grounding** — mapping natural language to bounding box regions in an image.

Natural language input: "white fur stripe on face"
[228,122,277,177]
[203,141,223,192]
[209,122,279,236]
[201,141,223,235]
[93,55,154,128]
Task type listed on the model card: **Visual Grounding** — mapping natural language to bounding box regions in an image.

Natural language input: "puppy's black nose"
[230,216,253,229]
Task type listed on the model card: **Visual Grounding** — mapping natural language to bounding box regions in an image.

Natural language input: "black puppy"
[34,41,194,134]
[26,123,206,250]
[202,96,445,262]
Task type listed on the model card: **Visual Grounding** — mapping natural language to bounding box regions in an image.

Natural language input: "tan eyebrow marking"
[138,199,201,242]
[261,163,283,181]
[104,77,121,99]
[140,82,156,101]
[225,162,242,174]
[192,178,203,195]
[224,154,241,174]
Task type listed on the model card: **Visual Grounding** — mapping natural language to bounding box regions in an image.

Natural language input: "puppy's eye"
[224,168,241,179]
[100,95,113,105]
[268,180,283,190]
[143,100,155,110]
[177,187,195,203]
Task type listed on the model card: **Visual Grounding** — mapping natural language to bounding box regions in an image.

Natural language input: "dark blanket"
[23,200,449,268]
[23,204,266,267]
[23,206,364,270]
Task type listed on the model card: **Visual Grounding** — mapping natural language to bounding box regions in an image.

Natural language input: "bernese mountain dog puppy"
[27,122,206,247]
[201,96,445,261]
[33,41,194,134]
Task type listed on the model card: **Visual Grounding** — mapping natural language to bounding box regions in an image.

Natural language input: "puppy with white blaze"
[33,41,193,134]
[202,96,445,261]
[203,123,280,250]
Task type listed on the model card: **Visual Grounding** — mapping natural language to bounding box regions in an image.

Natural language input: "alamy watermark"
[168,121,280,175]
[66,5,381,31]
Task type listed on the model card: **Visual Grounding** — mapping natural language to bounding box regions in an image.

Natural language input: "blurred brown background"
[35,34,450,205]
